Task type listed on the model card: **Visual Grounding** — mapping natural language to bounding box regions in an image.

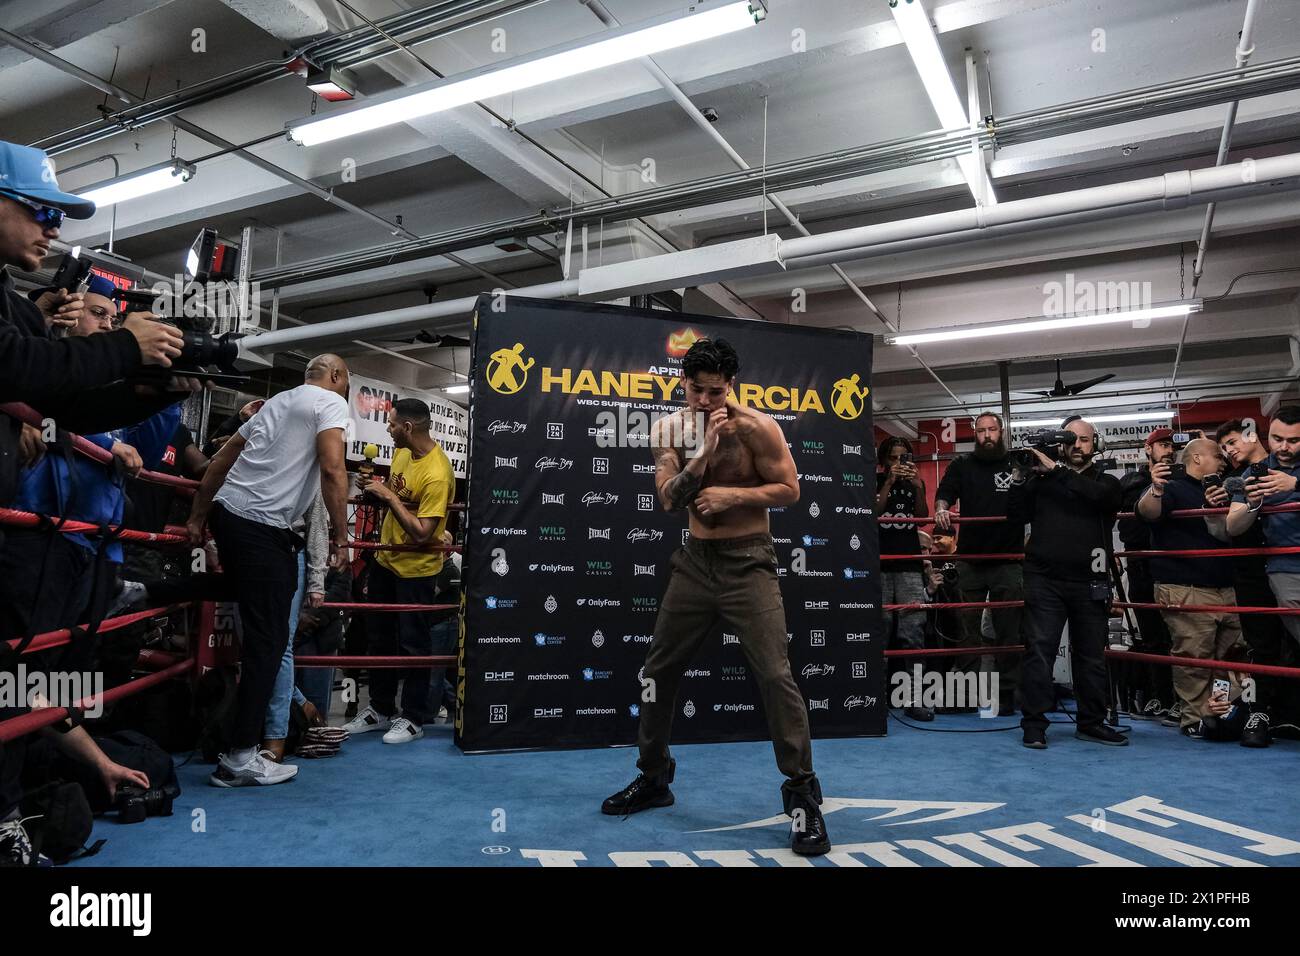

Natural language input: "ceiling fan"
[1017,359,1116,398]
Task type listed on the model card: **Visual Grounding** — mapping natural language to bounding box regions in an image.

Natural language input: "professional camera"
[114,784,176,824]
[1008,428,1076,470]
[115,287,247,387]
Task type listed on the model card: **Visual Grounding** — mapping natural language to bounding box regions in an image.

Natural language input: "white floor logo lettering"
[518,796,1300,867]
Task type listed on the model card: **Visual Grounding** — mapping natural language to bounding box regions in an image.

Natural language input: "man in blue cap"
[0,139,194,508]
[0,141,198,864]
[0,273,183,650]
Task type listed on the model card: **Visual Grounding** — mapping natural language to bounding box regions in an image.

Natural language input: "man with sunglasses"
[0,140,193,512]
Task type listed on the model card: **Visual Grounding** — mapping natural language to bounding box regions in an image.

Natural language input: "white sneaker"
[209,750,298,787]
[382,716,424,745]
[107,581,148,619]
[435,706,450,724]
[341,706,391,735]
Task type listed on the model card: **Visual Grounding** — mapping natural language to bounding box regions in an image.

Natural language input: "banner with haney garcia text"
[347,372,468,478]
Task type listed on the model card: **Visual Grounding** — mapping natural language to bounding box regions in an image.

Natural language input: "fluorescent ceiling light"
[444,384,470,394]
[76,159,195,208]
[1013,411,1175,428]
[287,1,767,147]
[889,0,995,204]
[885,301,1203,346]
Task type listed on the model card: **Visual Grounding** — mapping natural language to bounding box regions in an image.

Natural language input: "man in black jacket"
[934,412,1024,713]
[0,140,188,508]
[1116,428,1176,719]
[1009,416,1127,749]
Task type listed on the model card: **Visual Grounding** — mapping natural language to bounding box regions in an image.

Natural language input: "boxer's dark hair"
[683,337,739,381]
[392,397,431,426]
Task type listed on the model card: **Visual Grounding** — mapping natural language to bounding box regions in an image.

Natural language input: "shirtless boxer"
[600,337,830,856]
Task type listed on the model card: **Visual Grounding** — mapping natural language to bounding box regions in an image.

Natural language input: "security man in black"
[1009,417,1126,748]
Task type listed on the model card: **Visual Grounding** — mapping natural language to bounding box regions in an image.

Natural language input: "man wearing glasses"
[0,140,192,511]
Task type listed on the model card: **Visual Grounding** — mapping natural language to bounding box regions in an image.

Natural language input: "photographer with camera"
[877,437,933,720]
[0,274,184,650]
[1212,419,1300,737]
[1136,438,1257,741]
[1009,417,1126,748]
[0,141,194,512]
[934,412,1024,714]
[1227,407,1300,703]
[1116,428,1177,721]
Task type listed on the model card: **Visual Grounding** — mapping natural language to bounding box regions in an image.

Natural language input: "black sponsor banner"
[456,296,883,751]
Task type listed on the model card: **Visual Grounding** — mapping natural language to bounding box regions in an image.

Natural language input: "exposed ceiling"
[5,0,1300,422]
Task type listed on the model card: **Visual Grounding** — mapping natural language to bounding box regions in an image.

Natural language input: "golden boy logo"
[487,342,534,395]
[830,373,869,420]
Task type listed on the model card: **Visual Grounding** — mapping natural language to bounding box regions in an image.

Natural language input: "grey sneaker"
[209,750,299,787]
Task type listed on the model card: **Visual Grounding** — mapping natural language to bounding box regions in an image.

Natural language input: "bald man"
[1008,417,1125,748]
[187,354,352,786]
[1138,438,1256,741]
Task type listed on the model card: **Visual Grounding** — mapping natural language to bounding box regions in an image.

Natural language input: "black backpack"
[19,780,102,865]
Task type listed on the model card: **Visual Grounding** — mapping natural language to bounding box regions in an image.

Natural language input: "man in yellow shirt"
[344,398,453,744]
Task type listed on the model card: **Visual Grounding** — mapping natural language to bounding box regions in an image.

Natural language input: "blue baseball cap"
[0,141,96,219]
[85,274,118,299]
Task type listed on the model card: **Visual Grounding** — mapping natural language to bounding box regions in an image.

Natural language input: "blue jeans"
[295,633,334,717]
[264,549,307,740]
[425,617,458,717]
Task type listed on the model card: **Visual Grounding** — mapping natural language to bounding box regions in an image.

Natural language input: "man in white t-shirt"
[186,354,352,786]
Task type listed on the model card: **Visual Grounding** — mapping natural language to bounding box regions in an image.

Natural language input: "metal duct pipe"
[241,279,580,358]
[778,153,1300,263]
[1170,0,1263,388]
[241,151,1300,359]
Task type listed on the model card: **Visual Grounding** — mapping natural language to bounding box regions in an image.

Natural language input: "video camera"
[114,287,248,388]
[1009,428,1076,470]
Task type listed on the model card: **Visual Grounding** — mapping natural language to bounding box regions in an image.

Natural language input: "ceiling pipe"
[239,150,1300,359]
[577,0,967,415]
[249,53,1300,289]
[1169,0,1262,389]
[882,375,1300,420]
[778,152,1300,262]
[31,0,548,156]
[0,27,520,293]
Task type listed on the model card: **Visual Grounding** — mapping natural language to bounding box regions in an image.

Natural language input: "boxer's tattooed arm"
[663,468,702,512]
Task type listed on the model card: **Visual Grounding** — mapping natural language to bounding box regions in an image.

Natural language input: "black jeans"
[1020,572,1110,732]
[367,563,436,726]
[208,504,300,749]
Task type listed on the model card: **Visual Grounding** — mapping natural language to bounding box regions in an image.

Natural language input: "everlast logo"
[495,456,518,468]
[589,528,611,540]
[809,699,830,711]
[541,493,565,505]
[634,564,656,575]
[843,444,862,455]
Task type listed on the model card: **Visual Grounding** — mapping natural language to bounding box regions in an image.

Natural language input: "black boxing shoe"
[786,791,831,856]
[601,759,675,816]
